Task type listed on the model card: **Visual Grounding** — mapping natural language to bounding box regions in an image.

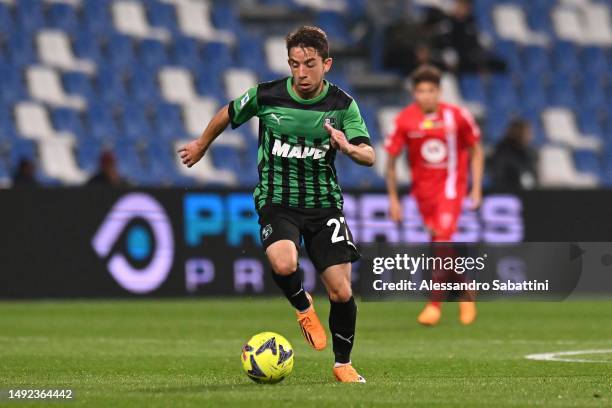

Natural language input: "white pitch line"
[525,349,612,363]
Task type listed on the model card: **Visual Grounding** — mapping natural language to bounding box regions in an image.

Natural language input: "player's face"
[413,82,440,113]
[288,46,332,98]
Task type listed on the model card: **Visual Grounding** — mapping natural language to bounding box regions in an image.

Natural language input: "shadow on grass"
[136,379,332,394]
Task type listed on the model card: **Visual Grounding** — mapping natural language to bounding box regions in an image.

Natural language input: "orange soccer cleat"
[458,301,477,325]
[333,363,366,383]
[296,293,327,350]
[417,303,442,326]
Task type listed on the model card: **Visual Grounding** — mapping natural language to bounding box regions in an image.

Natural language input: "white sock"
[334,361,351,368]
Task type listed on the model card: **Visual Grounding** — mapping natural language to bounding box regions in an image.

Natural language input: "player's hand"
[324,123,351,154]
[469,188,482,210]
[178,140,205,168]
[389,197,403,222]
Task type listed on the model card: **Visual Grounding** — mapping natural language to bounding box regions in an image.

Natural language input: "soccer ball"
[241,332,294,384]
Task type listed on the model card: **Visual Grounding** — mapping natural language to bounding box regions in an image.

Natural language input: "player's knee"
[328,285,352,303]
[269,256,298,276]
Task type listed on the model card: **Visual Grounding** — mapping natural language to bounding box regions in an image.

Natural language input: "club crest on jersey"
[421,139,447,164]
[324,117,337,128]
[239,92,250,108]
[262,224,273,241]
[272,139,329,160]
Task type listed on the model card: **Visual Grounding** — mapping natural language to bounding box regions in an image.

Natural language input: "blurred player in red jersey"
[384,65,484,326]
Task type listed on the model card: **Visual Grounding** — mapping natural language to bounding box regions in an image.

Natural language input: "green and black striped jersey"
[228,77,371,210]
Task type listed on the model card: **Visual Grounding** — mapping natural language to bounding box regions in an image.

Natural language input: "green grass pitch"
[1,299,611,407]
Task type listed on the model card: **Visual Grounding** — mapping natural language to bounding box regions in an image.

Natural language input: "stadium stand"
[0,0,610,188]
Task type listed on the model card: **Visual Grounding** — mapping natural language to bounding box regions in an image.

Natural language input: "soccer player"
[384,65,484,326]
[178,26,374,383]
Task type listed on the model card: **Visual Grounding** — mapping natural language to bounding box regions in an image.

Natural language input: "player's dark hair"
[286,26,329,60]
[411,65,442,87]
[503,118,531,146]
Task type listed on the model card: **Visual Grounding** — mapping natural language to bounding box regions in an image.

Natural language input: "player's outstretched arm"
[324,123,375,167]
[469,142,484,210]
[178,105,231,168]
[385,154,402,222]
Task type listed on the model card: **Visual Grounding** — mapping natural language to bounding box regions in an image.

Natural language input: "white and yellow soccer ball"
[241,332,294,384]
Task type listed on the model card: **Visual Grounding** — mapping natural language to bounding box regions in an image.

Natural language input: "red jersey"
[384,102,480,204]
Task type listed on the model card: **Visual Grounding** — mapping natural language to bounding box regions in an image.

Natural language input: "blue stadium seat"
[171,36,204,72]
[114,141,149,184]
[128,69,161,105]
[47,3,79,34]
[76,140,105,173]
[152,102,186,141]
[335,152,384,188]
[204,42,234,75]
[526,4,554,35]
[484,109,511,144]
[487,74,519,112]
[63,72,96,100]
[602,161,612,187]
[259,0,301,8]
[237,162,260,186]
[195,71,226,103]
[82,0,112,36]
[517,109,547,147]
[96,66,130,104]
[7,30,37,67]
[210,2,241,33]
[333,153,353,187]
[0,3,14,38]
[105,34,137,74]
[87,101,121,141]
[0,63,26,105]
[0,104,19,141]
[494,41,521,72]
[357,104,379,141]
[146,140,194,185]
[73,29,104,64]
[8,139,61,185]
[0,159,10,182]
[138,39,169,71]
[519,80,547,112]
[9,139,38,168]
[521,46,550,76]
[573,149,601,179]
[120,102,154,142]
[472,0,495,36]
[346,0,367,19]
[316,11,352,44]
[576,109,605,140]
[52,108,86,139]
[460,74,486,105]
[14,0,44,35]
[210,145,241,173]
[237,143,259,187]
[326,73,353,95]
[581,46,609,78]
[147,0,179,35]
[552,41,579,75]
[237,34,267,75]
[548,72,578,109]
[515,67,548,90]
[577,80,607,112]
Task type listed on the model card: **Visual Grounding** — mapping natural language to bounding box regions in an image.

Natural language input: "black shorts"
[257,205,361,272]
